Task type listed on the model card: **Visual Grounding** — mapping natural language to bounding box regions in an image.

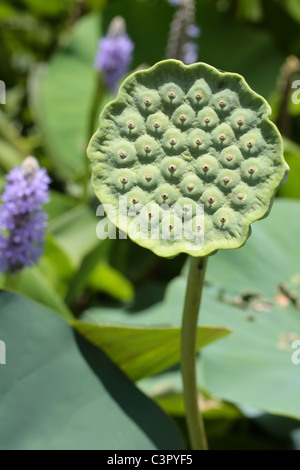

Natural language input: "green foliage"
[1,0,300,450]
[0,291,183,450]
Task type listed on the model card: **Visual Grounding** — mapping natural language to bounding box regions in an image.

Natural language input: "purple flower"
[168,0,182,5]
[0,157,50,274]
[94,16,134,92]
[186,24,201,39]
[183,41,198,64]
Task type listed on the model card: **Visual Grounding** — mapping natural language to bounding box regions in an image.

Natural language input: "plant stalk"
[181,255,208,450]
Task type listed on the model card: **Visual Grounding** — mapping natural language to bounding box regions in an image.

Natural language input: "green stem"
[181,255,208,450]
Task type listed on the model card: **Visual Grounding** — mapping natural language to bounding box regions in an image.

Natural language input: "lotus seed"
[128,121,135,130]
[248,167,255,175]
[168,164,177,173]
[195,93,202,100]
[208,196,215,204]
[223,176,230,184]
[168,224,173,230]
[144,145,151,153]
[169,138,177,146]
[119,151,127,159]
[247,141,253,148]
[226,154,233,161]
[148,212,153,219]
[219,134,226,142]
[180,114,187,122]
[219,100,226,108]
[145,173,152,181]
[237,192,245,200]
[144,98,152,107]
[220,216,227,223]
[154,121,160,129]
[202,164,210,172]
[120,176,128,184]
[162,193,169,200]
[168,91,176,100]
[237,118,243,126]
[187,183,195,191]
[195,138,202,145]
[132,197,139,204]
[204,117,211,123]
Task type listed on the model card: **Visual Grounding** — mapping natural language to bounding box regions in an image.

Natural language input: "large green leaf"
[0,291,184,450]
[139,199,300,419]
[206,198,300,297]
[73,318,230,382]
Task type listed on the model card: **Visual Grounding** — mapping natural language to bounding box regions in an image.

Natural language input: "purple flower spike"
[0,157,51,274]
[94,16,134,92]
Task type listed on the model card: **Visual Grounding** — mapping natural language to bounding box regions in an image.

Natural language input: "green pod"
[88,60,289,258]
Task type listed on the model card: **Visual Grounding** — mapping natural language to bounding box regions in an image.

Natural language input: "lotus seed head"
[128,121,135,130]
[88,60,288,258]
[120,176,128,184]
[168,164,177,173]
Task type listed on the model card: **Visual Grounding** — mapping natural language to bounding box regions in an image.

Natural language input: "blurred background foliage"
[0,0,300,450]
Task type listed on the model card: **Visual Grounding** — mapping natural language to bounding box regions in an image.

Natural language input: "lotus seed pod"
[88,60,289,257]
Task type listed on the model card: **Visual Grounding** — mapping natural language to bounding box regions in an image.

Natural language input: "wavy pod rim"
[87,59,289,258]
